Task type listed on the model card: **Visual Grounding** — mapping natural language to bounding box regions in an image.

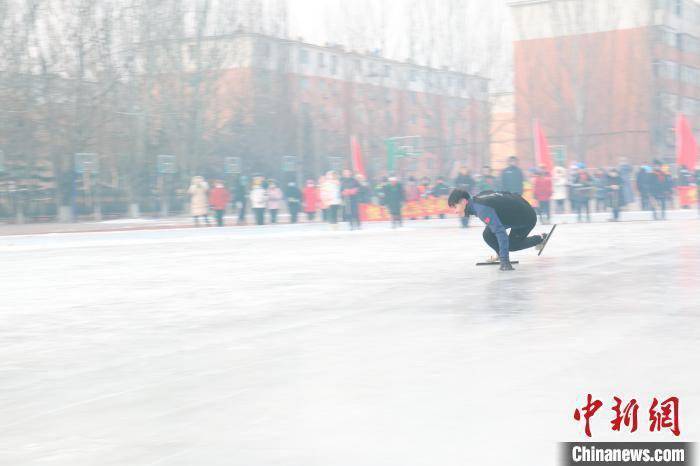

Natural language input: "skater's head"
[508,156,519,167]
[448,189,471,215]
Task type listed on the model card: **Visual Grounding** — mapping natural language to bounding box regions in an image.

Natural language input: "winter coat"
[619,164,634,205]
[571,172,593,202]
[187,179,210,216]
[606,174,623,205]
[267,187,284,210]
[551,169,568,201]
[233,182,247,204]
[470,191,537,228]
[340,177,361,206]
[431,182,451,197]
[285,185,302,203]
[382,182,405,215]
[249,186,268,209]
[533,175,553,201]
[303,186,319,213]
[477,175,497,193]
[636,170,650,195]
[500,166,524,194]
[404,181,420,202]
[320,179,342,206]
[208,186,230,211]
[648,170,672,197]
[593,175,608,200]
[454,173,476,193]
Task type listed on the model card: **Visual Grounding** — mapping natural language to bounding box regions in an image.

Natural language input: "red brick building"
[155,32,491,181]
[510,0,700,168]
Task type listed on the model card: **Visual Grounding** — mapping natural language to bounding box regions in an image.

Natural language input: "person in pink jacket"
[266,180,284,224]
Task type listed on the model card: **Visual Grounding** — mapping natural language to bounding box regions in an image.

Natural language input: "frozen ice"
[1,215,699,465]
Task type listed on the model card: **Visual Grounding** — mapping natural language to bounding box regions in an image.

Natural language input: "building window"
[681,64,700,85]
[299,49,309,64]
[383,64,391,77]
[408,69,417,82]
[659,93,678,112]
[331,55,338,75]
[409,114,417,125]
[300,77,310,90]
[656,60,679,80]
[354,59,362,74]
[410,91,417,104]
[460,76,467,89]
[682,96,700,115]
[260,42,271,57]
[318,52,325,68]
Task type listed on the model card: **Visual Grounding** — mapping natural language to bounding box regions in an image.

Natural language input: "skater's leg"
[508,222,544,251]
[482,227,500,255]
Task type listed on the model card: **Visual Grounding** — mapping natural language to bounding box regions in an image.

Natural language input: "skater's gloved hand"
[499,258,514,271]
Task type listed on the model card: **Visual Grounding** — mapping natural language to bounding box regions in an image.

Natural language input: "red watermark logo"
[574,395,680,438]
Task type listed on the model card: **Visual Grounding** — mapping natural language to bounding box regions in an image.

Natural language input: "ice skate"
[536,224,558,256]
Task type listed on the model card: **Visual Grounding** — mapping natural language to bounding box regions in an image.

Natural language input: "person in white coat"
[249,178,268,225]
[187,176,210,226]
[320,171,342,226]
[551,166,568,214]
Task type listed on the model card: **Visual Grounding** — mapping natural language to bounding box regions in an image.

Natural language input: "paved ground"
[1,216,698,465]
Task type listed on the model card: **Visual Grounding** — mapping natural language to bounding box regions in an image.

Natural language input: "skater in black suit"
[448,189,548,271]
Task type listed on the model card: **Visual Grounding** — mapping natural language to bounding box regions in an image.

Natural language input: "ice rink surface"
[1,215,699,466]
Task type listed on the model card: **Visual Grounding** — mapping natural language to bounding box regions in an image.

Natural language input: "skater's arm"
[473,204,510,260]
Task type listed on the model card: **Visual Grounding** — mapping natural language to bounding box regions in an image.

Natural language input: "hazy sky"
[287,0,513,91]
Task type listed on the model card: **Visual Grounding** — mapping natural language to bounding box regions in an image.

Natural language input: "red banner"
[676,114,698,171]
[533,120,554,174]
[359,197,452,222]
[678,186,698,207]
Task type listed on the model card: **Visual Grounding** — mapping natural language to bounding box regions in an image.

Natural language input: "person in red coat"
[533,167,553,224]
[302,179,320,221]
[208,180,231,227]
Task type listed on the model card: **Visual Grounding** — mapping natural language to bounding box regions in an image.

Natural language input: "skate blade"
[476,261,520,266]
[538,224,558,257]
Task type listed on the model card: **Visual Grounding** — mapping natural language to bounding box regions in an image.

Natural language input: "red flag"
[676,113,697,170]
[533,120,554,174]
[350,136,366,177]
